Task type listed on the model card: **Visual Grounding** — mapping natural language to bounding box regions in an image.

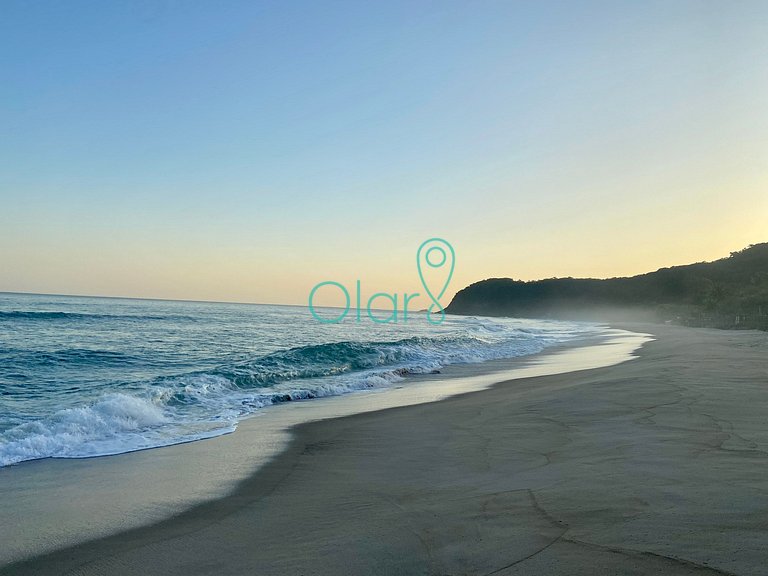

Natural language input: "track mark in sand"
[485,490,738,576]
[698,412,768,457]
[562,537,741,576]
[480,532,566,576]
[476,490,570,576]
[377,494,436,566]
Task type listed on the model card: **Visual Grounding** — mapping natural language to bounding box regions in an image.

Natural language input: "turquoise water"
[0,293,602,466]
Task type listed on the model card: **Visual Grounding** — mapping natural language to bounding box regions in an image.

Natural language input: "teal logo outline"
[417,238,455,325]
[308,281,350,324]
[308,238,455,324]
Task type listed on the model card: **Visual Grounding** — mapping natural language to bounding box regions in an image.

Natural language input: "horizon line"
[3,242,762,308]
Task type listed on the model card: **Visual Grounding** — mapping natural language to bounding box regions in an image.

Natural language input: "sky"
[1,0,767,308]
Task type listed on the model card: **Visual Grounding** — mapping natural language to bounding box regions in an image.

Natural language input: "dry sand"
[3,324,768,575]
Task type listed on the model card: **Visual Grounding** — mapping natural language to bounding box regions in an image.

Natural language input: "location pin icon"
[417,238,455,325]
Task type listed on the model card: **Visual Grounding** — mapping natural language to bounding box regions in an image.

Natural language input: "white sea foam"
[0,308,605,466]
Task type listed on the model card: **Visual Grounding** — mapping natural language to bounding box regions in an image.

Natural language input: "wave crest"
[0,318,594,466]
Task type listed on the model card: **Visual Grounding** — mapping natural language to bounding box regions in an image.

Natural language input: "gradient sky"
[2,0,767,307]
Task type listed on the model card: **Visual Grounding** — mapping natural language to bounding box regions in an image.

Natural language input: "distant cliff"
[445,243,768,330]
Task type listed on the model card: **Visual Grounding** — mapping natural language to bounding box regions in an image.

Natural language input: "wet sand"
[3,324,768,575]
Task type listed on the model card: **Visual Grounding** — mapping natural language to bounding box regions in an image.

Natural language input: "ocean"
[0,292,604,467]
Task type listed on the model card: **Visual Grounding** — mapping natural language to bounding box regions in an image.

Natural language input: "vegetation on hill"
[445,243,768,330]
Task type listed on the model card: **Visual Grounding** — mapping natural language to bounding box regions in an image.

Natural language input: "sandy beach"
[3,323,768,575]
[5,2,767,574]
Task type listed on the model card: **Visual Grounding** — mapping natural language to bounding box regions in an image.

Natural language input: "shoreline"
[6,323,768,574]
[7,324,768,574]
[0,326,647,567]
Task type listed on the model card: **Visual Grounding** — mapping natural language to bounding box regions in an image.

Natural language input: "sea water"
[0,292,604,467]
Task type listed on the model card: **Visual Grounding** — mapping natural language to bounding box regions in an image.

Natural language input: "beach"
[5,2,767,574]
[3,323,768,575]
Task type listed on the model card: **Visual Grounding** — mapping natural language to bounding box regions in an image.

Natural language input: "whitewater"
[0,292,606,467]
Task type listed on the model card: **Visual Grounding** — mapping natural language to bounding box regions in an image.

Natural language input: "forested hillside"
[445,243,768,329]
